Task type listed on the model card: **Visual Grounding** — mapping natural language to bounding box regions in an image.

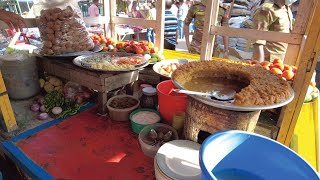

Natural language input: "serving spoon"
[173,89,236,101]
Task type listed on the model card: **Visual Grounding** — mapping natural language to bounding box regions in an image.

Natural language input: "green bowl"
[130,108,161,134]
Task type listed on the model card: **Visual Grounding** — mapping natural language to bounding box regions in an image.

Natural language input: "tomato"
[260,61,271,67]
[93,40,100,45]
[124,43,130,48]
[273,63,284,71]
[245,60,252,64]
[251,60,259,65]
[141,45,149,51]
[112,48,118,53]
[131,45,138,52]
[140,40,149,46]
[100,39,108,44]
[125,46,132,53]
[102,47,109,52]
[292,66,297,73]
[282,70,294,81]
[136,47,144,54]
[273,59,283,64]
[283,64,292,72]
[116,43,124,49]
[263,65,270,71]
[129,40,136,45]
[271,68,283,76]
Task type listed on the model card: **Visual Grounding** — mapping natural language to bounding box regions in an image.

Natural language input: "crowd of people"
[0,0,300,62]
[110,0,299,61]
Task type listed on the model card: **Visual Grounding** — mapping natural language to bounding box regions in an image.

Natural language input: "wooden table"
[38,58,139,115]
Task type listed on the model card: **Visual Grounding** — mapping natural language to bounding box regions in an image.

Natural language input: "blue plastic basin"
[199,130,320,180]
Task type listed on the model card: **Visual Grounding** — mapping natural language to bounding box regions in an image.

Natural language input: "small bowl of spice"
[107,95,140,121]
[130,108,161,134]
[138,123,179,158]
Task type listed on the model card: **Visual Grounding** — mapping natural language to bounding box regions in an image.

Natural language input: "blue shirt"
[164,10,178,45]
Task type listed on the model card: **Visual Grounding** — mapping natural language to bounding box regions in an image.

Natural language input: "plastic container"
[138,123,178,158]
[140,87,158,109]
[0,46,40,100]
[106,95,140,121]
[139,84,152,98]
[156,80,187,125]
[130,108,161,134]
[200,130,320,180]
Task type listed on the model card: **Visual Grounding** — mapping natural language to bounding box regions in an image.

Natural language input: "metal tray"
[172,80,295,111]
[34,44,103,58]
[73,52,149,72]
[153,59,197,78]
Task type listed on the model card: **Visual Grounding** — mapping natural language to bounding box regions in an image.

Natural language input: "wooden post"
[277,0,320,145]
[109,0,117,40]
[284,0,315,65]
[154,0,165,54]
[102,0,110,36]
[200,0,220,60]
[0,71,18,132]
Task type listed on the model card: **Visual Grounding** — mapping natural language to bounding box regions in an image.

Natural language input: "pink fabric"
[88,4,99,17]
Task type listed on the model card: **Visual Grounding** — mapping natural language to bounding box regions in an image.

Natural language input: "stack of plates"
[154,140,201,180]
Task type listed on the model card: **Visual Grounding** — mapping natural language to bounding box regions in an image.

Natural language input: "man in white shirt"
[177,0,188,39]
[170,0,179,17]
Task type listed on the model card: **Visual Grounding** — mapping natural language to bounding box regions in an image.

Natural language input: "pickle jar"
[140,87,158,109]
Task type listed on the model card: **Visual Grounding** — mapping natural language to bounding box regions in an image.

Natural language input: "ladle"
[173,89,236,101]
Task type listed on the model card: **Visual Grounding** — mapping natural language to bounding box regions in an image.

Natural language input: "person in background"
[291,0,299,19]
[252,0,295,62]
[0,9,26,32]
[184,0,229,58]
[127,0,133,13]
[177,0,189,39]
[88,0,100,17]
[116,0,129,14]
[170,0,179,17]
[146,2,156,44]
[164,0,179,50]
[129,1,144,18]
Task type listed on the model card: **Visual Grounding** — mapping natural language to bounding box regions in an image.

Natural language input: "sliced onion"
[38,113,49,120]
[52,107,63,115]
[37,97,45,105]
[30,104,40,112]
[39,105,46,112]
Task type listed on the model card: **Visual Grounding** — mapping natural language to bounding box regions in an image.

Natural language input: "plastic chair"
[199,130,320,180]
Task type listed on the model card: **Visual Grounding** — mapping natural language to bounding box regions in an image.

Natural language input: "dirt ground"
[0,97,53,141]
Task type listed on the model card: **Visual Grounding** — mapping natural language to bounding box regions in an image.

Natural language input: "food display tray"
[153,59,197,78]
[34,44,103,58]
[172,80,295,112]
[73,52,149,72]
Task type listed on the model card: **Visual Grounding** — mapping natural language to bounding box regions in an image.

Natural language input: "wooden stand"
[39,58,139,115]
[0,71,18,132]
[201,0,320,146]
[184,96,261,143]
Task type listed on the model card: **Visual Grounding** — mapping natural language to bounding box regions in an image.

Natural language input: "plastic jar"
[140,87,158,109]
[139,84,152,98]
[0,48,40,100]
